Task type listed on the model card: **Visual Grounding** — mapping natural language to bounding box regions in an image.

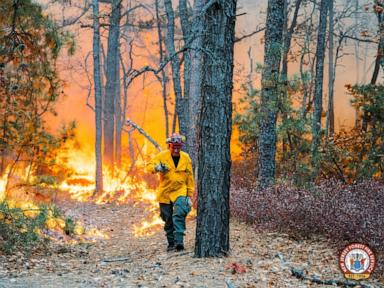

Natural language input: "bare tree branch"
[58,1,90,28]
[235,27,265,43]
[334,32,378,44]
[125,119,162,151]
[121,3,152,18]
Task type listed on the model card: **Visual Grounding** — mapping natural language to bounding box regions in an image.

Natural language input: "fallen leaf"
[225,262,247,274]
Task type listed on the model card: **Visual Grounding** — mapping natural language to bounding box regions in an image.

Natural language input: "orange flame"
[0,166,8,202]
[0,164,109,243]
[58,148,164,237]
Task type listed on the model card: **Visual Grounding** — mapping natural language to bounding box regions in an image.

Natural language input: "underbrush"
[0,202,76,255]
[230,174,384,278]
[0,202,49,254]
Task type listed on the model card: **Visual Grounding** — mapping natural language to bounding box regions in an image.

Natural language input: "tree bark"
[164,0,188,135]
[326,0,335,138]
[375,0,384,73]
[104,0,121,169]
[257,0,285,189]
[179,0,191,135]
[155,0,170,139]
[115,59,122,168]
[195,0,237,257]
[281,0,302,156]
[300,3,317,119]
[281,0,301,78]
[188,0,206,167]
[362,0,384,132]
[92,0,103,192]
[311,0,329,165]
[353,0,360,129]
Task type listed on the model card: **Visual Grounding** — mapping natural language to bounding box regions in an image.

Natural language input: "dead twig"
[100,257,132,263]
[125,119,162,151]
[167,251,192,258]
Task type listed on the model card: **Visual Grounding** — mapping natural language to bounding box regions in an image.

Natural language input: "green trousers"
[159,196,191,246]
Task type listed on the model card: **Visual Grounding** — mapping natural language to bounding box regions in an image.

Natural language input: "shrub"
[0,201,48,254]
[230,180,384,277]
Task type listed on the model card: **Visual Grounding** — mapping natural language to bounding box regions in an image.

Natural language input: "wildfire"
[57,149,164,237]
[0,145,195,242]
[60,169,164,237]
[0,167,8,201]
[0,162,109,243]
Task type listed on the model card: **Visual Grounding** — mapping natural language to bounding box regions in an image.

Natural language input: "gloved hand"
[186,196,192,208]
[155,162,169,173]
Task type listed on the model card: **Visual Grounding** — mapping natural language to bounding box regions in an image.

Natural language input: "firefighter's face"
[170,143,182,156]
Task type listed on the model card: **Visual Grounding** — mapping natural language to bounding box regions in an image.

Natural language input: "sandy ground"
[0,200,382,288]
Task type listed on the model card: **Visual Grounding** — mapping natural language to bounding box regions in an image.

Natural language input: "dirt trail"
[0,200,382,288]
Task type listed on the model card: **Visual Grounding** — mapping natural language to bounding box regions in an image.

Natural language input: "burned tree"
[104,0,121,169]
[92,0,103,192]
[188,0,206,166]
[195,0,237,257]
[164,0,188,136]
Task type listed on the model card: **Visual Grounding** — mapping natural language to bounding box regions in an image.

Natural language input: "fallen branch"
[125,119,162,151]
[276,253,380,288]
[100,257,132,263]
[167,251,192,258]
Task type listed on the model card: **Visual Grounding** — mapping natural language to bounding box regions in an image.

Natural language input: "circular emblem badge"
[339,243,376,280]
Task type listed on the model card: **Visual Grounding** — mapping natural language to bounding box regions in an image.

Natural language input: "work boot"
[176,243,184,251]
[167,243,176,252]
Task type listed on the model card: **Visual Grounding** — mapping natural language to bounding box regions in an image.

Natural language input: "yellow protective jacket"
[146,150,194,204]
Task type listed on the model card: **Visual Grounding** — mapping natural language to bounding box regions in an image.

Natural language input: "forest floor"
[0,198,382,288]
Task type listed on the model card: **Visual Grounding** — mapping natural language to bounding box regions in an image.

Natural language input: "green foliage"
[0,0,76,181]
[320,84,384,182]
[233,85,260,156]
[64,217,75,235]
[234,79,384,185]
[234,73,314,186]
[0,201,48,254]
[51,204,62,218]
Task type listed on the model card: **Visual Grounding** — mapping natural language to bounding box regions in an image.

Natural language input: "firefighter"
[146,133,194,251]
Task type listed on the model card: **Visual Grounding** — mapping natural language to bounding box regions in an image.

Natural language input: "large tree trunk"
[155,0,170,139]
[257,0,285,189]
[326,0,335,138]
[188,0,206,167]
[179,0,191,135]
[164,0,188,135]
[311,0,329,165]
[104,0,121,169]
[92,0,103,192]
[195,0,237,258]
